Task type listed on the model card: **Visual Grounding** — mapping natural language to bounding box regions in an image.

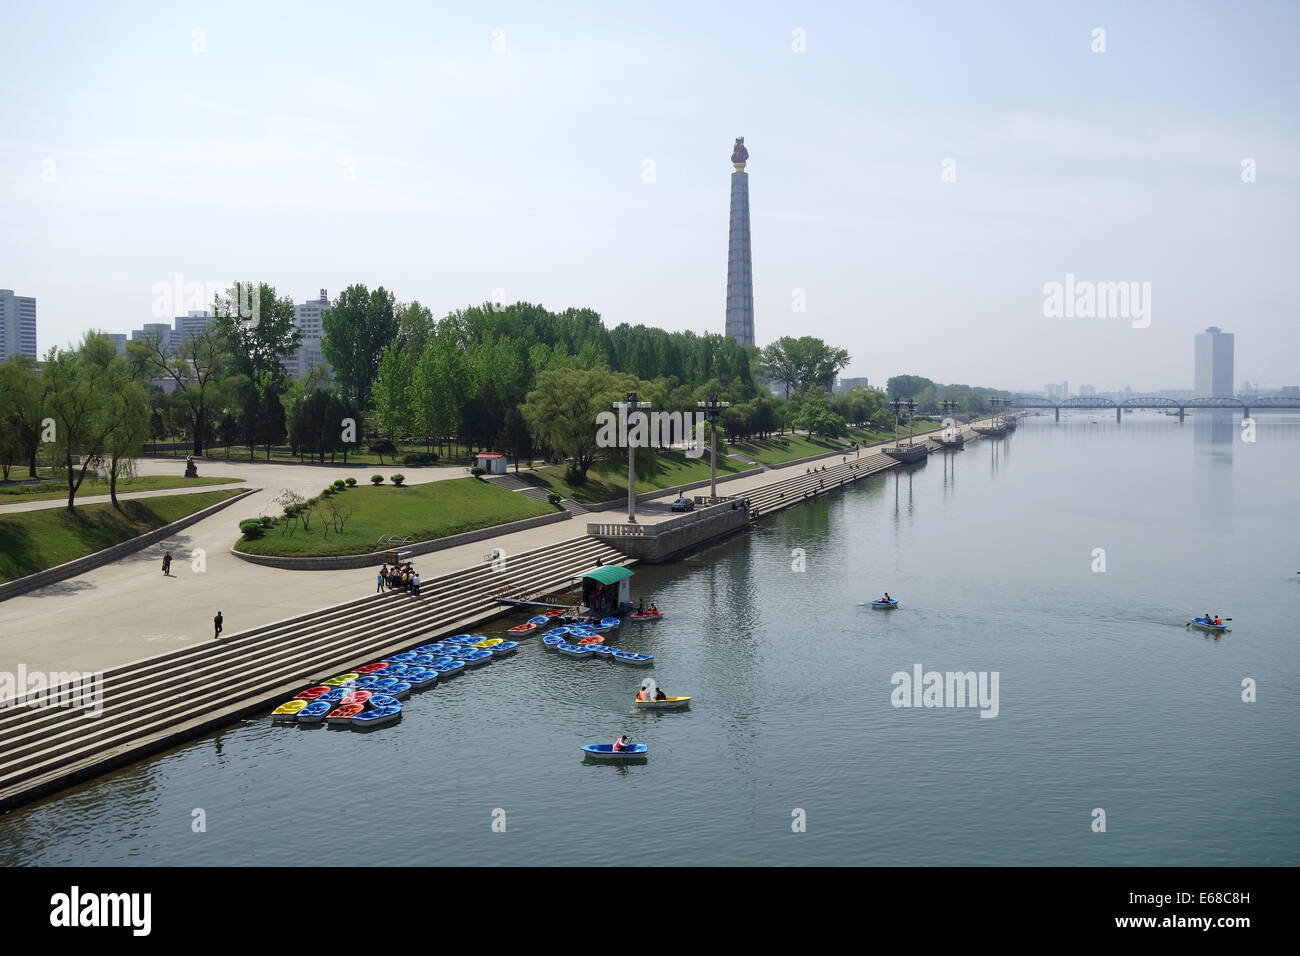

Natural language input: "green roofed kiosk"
[577,565,634,617]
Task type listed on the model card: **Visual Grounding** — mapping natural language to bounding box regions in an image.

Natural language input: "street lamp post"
[613,392,652,522]
[697,395,730,498]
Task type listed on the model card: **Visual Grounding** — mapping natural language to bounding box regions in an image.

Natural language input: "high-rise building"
[724,137,755,349]
[131,322,173,357]
[834,376,870,394]
[1078,385,1096,397]
[0,289,38,361]
[283,289,331,379]
[1194,326,1234,397]
[173,311,213,345]
[1062,380,1069,400]
[104,333,128,354]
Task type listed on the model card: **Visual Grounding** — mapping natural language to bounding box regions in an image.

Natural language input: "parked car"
[671,497,694,512]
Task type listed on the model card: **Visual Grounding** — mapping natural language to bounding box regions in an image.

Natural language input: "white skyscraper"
[284,289,331,379]
[0,289,38,361]
[1194,326,1234,397]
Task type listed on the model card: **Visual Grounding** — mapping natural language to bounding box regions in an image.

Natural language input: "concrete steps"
[0,534,630,810]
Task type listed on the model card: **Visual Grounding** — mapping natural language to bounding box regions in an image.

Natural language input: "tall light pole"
[613,392,651,522]
[698,395,730,498]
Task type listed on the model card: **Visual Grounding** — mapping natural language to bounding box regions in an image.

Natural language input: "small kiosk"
[577,565,633,617]
[475,451,508,475]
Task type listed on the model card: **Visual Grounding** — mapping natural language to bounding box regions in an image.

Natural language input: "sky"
[2,0,1297,393]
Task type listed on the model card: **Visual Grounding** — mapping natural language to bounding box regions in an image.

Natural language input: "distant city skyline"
[3,2,1297,390]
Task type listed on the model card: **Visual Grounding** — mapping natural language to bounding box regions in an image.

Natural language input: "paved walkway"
[0,481,248,514]
[0,426,974,677]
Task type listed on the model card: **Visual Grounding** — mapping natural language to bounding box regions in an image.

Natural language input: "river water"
[2,412,1297,865]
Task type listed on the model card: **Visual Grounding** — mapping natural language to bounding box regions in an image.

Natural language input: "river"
[2,411,1296,865]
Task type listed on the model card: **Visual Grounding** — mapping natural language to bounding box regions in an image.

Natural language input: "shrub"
[390,473,406,487]
[371,474,384,485]
[470,465,485,477]
[238,518,263,538]
[547,492,563,506]
[345,477,357,487]
[402,452,438,466]
[258,515,273,528]
[368,439,397,459]
[322,486,334,497]
[332,479,346,491]
[563,463,586,487]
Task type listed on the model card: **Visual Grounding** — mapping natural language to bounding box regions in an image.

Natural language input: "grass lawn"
[196,442,476,468]
[846,420,942,445]
[727,433,847,465]
[0,490,244,583]
[0,474,243,505]
[234,477,556,557]
[519,451,749,504]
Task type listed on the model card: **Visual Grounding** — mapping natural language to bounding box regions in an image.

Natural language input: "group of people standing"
[378,563,421,596]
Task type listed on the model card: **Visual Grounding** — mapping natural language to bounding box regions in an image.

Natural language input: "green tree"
[209,282,300,393]
[760,336,850,399]
[322,284,397,410]
[886,375,936,401]
[372,340,412,442]
[520,366,636,483]
[501,405,532,472]
[128,325,227,454]
[0,355,47,478]
[258,382,287,459]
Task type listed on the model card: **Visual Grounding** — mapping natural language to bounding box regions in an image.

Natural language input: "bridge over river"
[1010,395,1300,423]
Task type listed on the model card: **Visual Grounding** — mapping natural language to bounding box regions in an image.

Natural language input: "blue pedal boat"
[490,641,519,656]
[384,681,413,699]
[434,660,466,677]
[582,743,648,761]
[611,650,653,666]
[557,643,594,659]
[296,700,332,724]
[870,599,899,609]
[352,704,402,729]
[461,650,493,667]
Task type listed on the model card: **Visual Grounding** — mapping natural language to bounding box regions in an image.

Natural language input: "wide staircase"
[484,471,588,515]
[0,533,627,811]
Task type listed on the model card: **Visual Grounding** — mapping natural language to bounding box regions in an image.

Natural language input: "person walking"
[213,611,223,640]
[376,566,386,593]
[413,571,421,597]
[162,550,172,576]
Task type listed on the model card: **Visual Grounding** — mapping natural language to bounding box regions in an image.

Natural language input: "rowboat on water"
[461,650,493,668]
[635,696,692,711]
[490,641,519,656]
[544,608,567,618]
[271,700,309,722]
[340,690,373,707]
[557,643,594,659]
[508,622,538,635]
[542,635,568,651]
[322,673,360,687]
[600,617,620,628]
[435,660,466,677]
[352,704,402,729]
[582,743,649,761]
[870,599,899,609]
[296,700,332,724]
[1189,617,1230,633]
[294,685,332,700]
[629,611,663,620]
[611,650,653,666]
[589,644,615,657]
[577,635,604,646]
[528,615,550,625]
[326,703,364,726]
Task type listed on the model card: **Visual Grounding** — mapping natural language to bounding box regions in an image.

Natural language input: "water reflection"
[1193,411,1235,525]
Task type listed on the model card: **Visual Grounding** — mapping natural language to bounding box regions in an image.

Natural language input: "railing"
[587,500,750,538]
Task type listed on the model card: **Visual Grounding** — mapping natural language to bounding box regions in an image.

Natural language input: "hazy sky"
[2,1,1297,392]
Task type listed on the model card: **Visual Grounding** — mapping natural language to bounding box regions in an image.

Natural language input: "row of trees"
[0,336,151,509]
